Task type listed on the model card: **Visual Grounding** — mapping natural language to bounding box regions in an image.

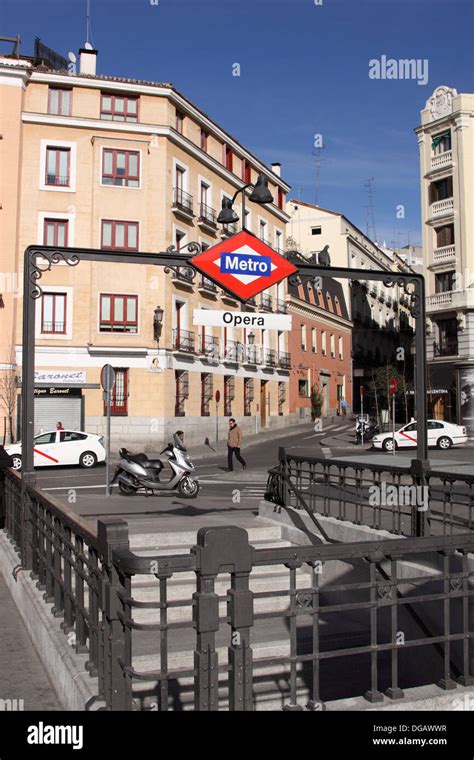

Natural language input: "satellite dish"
[68,52,77,63]
[84,42,93,50]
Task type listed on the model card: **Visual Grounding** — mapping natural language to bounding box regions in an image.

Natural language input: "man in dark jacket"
[227,418,246,472]
[0,445,14,530]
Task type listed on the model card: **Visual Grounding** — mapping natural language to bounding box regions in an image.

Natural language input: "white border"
[96,291,140,337]
[99,145,142,190]
[39,139,77,193]
[35,285,73,341]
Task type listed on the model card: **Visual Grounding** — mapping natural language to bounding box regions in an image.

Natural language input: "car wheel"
[382,438,396,452]
[438,436,452,450]
[177,477,200,498]
[11,455,22,471]
[80,451,97,468]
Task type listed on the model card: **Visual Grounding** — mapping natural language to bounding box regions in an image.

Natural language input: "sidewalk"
[0,566,62,710]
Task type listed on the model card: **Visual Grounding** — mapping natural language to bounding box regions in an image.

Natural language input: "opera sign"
[191,230,297,302]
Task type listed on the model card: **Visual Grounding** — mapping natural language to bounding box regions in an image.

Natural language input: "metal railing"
[199,334,219,358]
[278,351,291,369]
[276,299,287,313]
[260,294,273,311]
[223,340,242,363]
[198,276,218,293]
[433,338,458,357]
[264,348,277,367]
[172,328,195,353]
[266,450,474,538]
[4,469,474,710]
[198,203,217,227]
[172,187,194,214]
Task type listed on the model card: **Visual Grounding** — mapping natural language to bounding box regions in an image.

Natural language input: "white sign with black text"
[192,309,292,331]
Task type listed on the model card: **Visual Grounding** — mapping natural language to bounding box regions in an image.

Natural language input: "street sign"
[360,385,365,397]
[191,230,297,302]
[389,378,398,395]
[215,390,221,403]
[100,364,115,393]
[193,309,292,331]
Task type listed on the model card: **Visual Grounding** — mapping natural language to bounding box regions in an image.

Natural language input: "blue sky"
[3,0,474,247]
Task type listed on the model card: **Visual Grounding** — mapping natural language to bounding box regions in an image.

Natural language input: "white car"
[6,430,106,470]
[372,420,468,452]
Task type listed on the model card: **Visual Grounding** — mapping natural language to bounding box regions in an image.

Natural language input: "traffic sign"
[389,378,398,395]
[215,390,221,404]
[100,364,115,393]
[191,230,297,302]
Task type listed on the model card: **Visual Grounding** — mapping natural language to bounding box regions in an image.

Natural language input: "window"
[275,230,282,253]
[428,421,444,430]
[102,149,139,187]
[338,336,343,359]
[99,294,138,333]
[175,230,186,252]
[277,188,284,210]
[41,292,67,334]
[200,181,209,206]
[311,328,317,353]
[435,271,455,294]
[34,432,56,445]
[311,226,322,235]
[436,224,455,248]
[435,318,458,357]
[430,176,453,204]
[243,160,251,184]
[201,373,213,416]
[259,219,267,242]
[176,109,185,133]
[224,144,233,171]
[45,147,70,186]
[44,219,69,247]
[101,220,138,251]
[175,370,189,416]
[59,431,87,442]
[224,375,235,416]
[330,334,335,357]
[101,93,138,122]
[321,330,327,356]
[106,368,128,415]
[432,130,451,154]
[298,379,309,397]
[200,129,208,152]
[244,378,254,416]
[48,88,71,116]
[301,323,306,351]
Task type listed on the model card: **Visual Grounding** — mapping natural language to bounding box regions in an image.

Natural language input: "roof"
[288,274,350,321]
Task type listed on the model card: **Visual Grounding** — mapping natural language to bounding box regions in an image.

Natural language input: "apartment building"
[0,43,292,448]
[286,272,352,417]
[286,200,414,415]
[415,85,474,433]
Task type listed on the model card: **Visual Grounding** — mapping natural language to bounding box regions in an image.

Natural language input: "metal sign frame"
[20,241,428,487]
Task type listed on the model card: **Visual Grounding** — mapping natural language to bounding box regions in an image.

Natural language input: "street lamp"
[217,173,274,230]
[153,305,164,344]
[248,332,255,345]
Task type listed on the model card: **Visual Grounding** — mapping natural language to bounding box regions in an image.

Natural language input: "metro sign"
[191,230,297,302]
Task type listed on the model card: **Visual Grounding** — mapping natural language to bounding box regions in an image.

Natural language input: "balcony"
[278,351,291,370]
[172,187,194,218]
[172,328,195,353]
[431,198,454,218]
[221,290,239,305]
[45,174,69,187]
[431,151,453,171]
[260,293,273,311]
[433,244,456,265]
[171,267,194,289]
[427,288,474,313]
[199,334,220,360]
[276,299,287,314]
[198,276,218,295]
[433,338,458,358]
[220,223,238,238]
[243,345,261,365]
[264,348,277,367]
[197,203,217,232]
[223,340,243,364]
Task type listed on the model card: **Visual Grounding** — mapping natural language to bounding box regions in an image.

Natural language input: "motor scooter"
[111,433,200,497]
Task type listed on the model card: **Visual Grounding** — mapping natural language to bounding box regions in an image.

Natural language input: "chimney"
[79,46,98,76]
[271,162,281,177]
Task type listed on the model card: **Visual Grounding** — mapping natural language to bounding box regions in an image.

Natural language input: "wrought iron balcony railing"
[264,348,277,367]
[243,345,261,365]
[46,174,69,187]
[198,334,220,359]
[433,338,458,357]
[40,321,66,334]
[223,340,243,363]
[278,351,291,369]
[198,276,218,293]
[172,187,194,215]
[172,328,195,353]
[275,299,287,314]
[260,294,273,311]
[198,203,217,227]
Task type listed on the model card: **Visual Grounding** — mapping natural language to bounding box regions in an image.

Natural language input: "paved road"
[32,420,474,530]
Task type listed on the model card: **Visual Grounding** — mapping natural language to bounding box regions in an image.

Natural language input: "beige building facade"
[0,48,292,449]
[415,85,474,434]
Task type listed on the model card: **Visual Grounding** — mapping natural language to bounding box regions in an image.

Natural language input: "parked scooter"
[111,432,200,498]
[355,417,380,444]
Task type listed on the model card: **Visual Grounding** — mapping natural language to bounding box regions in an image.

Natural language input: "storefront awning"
[427,363,456,394]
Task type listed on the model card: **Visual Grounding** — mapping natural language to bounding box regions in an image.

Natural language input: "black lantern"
[248,173,273,204]
[248,331,255,345]
[217,197,239,225]
[153,306,164,343]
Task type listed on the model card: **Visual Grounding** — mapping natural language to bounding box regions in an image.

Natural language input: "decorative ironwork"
[296,591,313,609]
[164,241,201,283]
[30,249,80,299]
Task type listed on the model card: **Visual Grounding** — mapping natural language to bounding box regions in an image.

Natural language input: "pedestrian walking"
[227,418,246,471]
[341,398,347,417]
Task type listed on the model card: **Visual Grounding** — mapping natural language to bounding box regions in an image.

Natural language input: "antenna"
[364,177,377,242]
[85,0,94,47]
[312,146,325,206]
